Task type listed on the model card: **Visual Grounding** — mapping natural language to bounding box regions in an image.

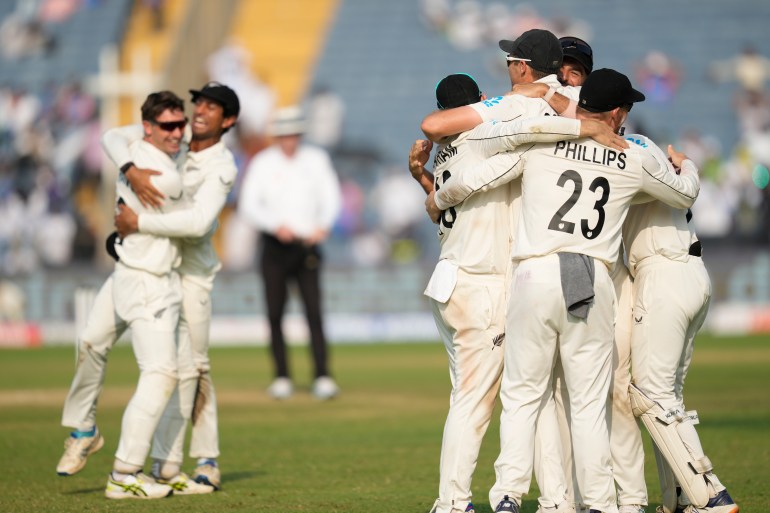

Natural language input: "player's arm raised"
[421,105,484,143]
[469,116,627,157]
[408,139,435,195]
[638,145,700,209]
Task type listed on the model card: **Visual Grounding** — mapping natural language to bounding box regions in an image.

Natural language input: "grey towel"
[558,253,595,319]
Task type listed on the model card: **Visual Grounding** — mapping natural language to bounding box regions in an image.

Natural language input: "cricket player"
[58,91,193,499]
[429,69,701,513]
[621,135,739,513]
[418,29,591,513]
[57,83,239,493]
[413,73,626,513]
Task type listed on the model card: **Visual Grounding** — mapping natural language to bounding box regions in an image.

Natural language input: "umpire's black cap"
[499,29,562,74]
[189,81,240,118]
[435,73,482,110]
[559,36,593,75]
[579,68,646,113]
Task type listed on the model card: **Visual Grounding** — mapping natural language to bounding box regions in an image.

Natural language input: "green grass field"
[1,335,768,513]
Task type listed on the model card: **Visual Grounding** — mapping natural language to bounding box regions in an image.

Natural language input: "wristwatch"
[119,161,134,175]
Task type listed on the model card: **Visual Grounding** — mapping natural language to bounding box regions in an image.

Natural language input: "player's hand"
[667,144,688,171]
[509,82,549,98]
[580,119,629,151]
[409,139,432,177]
[125,166,164,209]
[114,203,139,238]
[425,190,441,224]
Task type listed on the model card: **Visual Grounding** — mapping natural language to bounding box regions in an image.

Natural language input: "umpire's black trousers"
[259,232,330,379]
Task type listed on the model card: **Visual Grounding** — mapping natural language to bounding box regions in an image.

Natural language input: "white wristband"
[543,86,556,103]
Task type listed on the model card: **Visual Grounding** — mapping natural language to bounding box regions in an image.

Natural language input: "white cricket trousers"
[490,254,618,513]
[151,276,219,469]
[61,273,211,467]
[430,270,507,513]
[630,256,725,495]
[608,262,647,506]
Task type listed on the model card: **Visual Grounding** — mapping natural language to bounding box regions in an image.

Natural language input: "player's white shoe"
[105,472,173,499]
[192,459,221,490]
[56,427,105,476]
[656,489,738,513]
[312,376,339,400]
[618,506,645,513]
[156,472,214,495]
[268,377,293,399]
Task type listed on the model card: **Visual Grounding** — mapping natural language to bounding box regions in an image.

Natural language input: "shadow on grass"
[222,470,267,483]
[62,486,104,495]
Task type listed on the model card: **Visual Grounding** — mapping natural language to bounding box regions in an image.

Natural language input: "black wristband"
[119,161,134,175]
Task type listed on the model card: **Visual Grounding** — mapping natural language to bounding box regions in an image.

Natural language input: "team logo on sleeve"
[481,96,503,108]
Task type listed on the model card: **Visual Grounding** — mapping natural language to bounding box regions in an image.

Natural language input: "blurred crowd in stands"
[1,1,770,311]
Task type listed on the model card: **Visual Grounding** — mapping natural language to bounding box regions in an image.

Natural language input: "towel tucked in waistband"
[558,252,595,319]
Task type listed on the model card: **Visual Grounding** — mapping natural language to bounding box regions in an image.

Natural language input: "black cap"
[435,73,482,110]
[189,81,240,118]
[559,36,593,75]
[499,29,562,74]
[579,68,646,113]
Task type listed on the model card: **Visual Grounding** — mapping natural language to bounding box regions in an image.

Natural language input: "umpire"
[238,106,342,400]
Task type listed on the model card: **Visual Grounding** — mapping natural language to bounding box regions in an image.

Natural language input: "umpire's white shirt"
[138,140,238,290]
[115,140,185,275]
[238,144,341,238]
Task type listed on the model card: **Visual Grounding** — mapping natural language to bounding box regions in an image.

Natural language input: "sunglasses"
[505,55,531,63]
[560,38,593,57]
[152,118,188,131]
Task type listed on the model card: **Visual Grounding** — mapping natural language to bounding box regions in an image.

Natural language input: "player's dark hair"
[141,90,184,122]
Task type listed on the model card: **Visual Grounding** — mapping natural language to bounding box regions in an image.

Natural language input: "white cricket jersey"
[115,140,185,275]
[433,115,583,275]
[621,134,700,277]
[435,137,700,267]
[138,141,238,289]
[238,144,341,238]
[469,75,572,123]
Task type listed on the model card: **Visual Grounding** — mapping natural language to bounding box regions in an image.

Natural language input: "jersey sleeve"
[101,124,144,168]
[434,147,529,210]
[468,116,580,157]
[138,161,236,238]
[314,151,343,231]
[639,150,700,209]
[468,95,529,123]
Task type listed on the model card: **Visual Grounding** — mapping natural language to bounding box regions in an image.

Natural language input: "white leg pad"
[629,383,711,508]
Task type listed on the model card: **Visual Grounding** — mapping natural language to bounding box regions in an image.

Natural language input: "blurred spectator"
[419,0,452,33]
[446,0,485,51]
[709,44,770,94]
[0,11,55,60]
[305,85,345,151]
[635,50,682,104]
[39,0,81,23]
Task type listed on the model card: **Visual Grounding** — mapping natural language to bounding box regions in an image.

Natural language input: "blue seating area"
[0,0,132,92]
[312,0,770,164]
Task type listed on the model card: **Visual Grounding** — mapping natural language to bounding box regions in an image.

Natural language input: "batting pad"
[629,383,711,508]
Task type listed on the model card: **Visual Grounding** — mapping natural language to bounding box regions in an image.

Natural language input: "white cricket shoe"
[192,459,221,490]
[268,377,294,399]
[156,472,214,495]
[312,376,339,400]
[618,505,646,513]
[56,427,105,476]
[105,472,173,499]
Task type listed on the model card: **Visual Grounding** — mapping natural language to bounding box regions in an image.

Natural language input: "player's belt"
[688,241,702,257]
